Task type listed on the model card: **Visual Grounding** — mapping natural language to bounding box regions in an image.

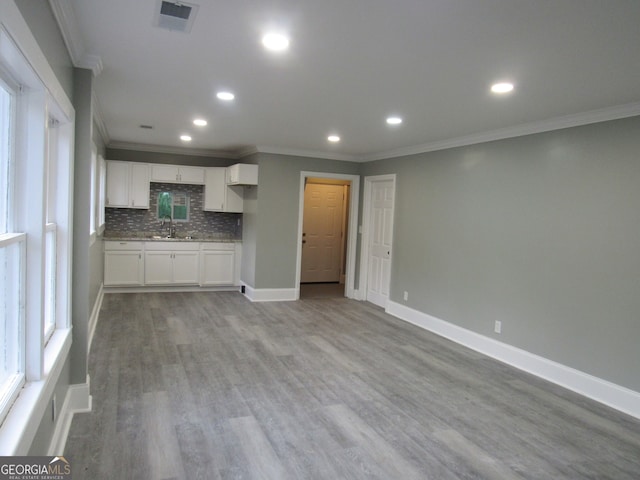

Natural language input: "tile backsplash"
[105,182,242,239]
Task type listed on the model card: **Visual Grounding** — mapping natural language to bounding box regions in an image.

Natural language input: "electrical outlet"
[403,291,408,301]
[494,320,502,334]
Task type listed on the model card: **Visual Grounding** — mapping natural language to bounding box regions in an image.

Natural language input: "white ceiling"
[61,0,640,160]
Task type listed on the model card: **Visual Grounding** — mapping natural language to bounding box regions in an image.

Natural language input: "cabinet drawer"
[144,241,200,251]
[200,242,235,251]
[104,241,144,251]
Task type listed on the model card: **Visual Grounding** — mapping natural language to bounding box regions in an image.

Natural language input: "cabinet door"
[106,161,130,207]
[104,251,143,286]
[129,163,150,208]
[200,250,235,285]
[226,164,258,185]
[144,251,174,284]
[204,168,226,211]
[224,185,244,213]
[179,166,205,184]
[151,164,179,183]
[226,164,239,184]
[173,251,200,284]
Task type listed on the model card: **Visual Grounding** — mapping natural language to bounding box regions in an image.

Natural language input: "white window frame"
[0,2,75,455]
[43,222,56,343]
[0,57,26,430]
[0,233,26,426]
[98,154,106,233]
[89,144,97,243]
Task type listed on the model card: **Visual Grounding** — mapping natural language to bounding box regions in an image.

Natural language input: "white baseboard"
[386,301,640,420]
[242,283,297,302]
[48,376,92,456]
[88,283,104,353]
[351,289,365,301]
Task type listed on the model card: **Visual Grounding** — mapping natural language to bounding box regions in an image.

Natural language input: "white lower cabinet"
[105,240,239,288]
[200,243,236,286]
[104,242,144,286]
[144,242,200,285]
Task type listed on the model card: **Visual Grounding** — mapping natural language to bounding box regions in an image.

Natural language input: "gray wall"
[90,121,106,318]
[71,67,93,386]
[106,148,234,167]
[14,0,74,99]
[361,116,640,392]
[27,357,71,455]
[249,153,360,289]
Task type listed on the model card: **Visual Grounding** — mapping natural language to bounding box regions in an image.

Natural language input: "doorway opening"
[295,172,360,300]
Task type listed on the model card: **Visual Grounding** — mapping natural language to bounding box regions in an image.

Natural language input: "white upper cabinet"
[106,161,150,209]
[151,164,205,184]
[204,168,244,213]
[226,163,258,185]
[204,168,226,211]
[130,163,151,208]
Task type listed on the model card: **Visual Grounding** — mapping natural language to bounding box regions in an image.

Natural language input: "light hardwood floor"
[65,292,640,479]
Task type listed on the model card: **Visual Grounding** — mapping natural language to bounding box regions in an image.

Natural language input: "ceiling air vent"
[154,1,199,33]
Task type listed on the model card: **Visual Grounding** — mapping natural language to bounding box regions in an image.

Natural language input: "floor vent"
[154,1,199,33]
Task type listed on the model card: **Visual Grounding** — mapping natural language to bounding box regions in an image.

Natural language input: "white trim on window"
[98,154,106,234]
[0,232,26,424]
[44,223,57,343]
[0,0,75,455]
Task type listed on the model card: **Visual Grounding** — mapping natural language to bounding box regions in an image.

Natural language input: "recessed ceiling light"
[180,135,192,142]
[262,32,290,52]
[491,82,514,94]
[193,119,207,126]
[216,91,235,101]
[327,135,340,143]
[386,116,403,125]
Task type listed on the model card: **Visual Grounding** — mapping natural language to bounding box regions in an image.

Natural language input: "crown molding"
[77,54,103,76]
[365,102,640,162]
[254,145,360,162]
[236,146,260,158]
[107,141,240,159]
[49,0,102,76]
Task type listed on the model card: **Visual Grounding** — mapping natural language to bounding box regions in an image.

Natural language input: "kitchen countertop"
[103,235,241,243]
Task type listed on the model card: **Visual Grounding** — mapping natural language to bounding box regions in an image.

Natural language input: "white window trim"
[0,233,26,418]
[44,222,57,343]
[98,154,106,234]
[0,0,75,455]
[89,144,97,244]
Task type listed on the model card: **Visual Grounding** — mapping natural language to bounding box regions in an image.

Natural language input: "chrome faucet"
[160,214,175,238]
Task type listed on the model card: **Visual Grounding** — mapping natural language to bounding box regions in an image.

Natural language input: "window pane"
[172,193,189,221]
[89,148,96,234]
[0,84,11,234]
[44,226,56,341]
[0,240,25,406]
[158,192,172,219]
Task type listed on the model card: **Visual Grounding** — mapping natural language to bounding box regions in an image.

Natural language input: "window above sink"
[157,191,190,222]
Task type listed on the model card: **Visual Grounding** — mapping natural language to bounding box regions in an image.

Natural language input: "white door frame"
[295,171,360,300]
[359,174,396,304]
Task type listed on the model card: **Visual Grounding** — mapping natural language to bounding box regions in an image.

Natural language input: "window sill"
[0,328,71,455]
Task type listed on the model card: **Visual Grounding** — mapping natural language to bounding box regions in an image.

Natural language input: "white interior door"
[301,184,345,283]
[366,179,395,307]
